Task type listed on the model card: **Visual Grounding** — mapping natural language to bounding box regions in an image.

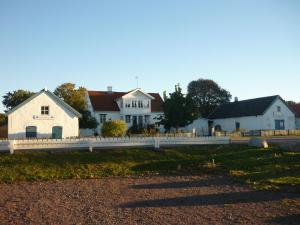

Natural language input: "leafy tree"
[54,83,86,112]
[286,100,297,105]
[54,83,98,129]
[0,113,7,126]
[79,110,98,129]
[187,79,231,117]
[101,120,127,137]
[160,84,198,132]
[2,90,35,111]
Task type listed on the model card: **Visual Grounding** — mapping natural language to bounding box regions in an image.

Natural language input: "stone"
[248,138,268,149]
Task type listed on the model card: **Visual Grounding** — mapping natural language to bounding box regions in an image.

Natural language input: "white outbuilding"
[208,95,296,132]
[6,89,81,139]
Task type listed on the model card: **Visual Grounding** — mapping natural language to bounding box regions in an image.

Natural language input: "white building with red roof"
[84,87,164,135]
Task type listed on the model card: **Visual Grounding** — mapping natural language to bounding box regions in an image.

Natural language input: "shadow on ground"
[120,190,300,208]
[268,214,300,225]
[130,176,233,189]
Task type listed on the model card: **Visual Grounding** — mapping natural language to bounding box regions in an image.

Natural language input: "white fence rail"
[0,136,230,154]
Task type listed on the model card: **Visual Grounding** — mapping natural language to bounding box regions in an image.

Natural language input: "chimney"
[234,97,238,102]
[107,86,113,94]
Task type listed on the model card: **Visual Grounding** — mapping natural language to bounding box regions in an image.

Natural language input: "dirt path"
[0,175,299,225]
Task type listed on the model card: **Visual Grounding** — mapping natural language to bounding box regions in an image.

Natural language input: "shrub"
[127,124,159,136]
[101,120,127,137]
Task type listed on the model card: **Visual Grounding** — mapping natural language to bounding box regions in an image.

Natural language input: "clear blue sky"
[0,0,299,113]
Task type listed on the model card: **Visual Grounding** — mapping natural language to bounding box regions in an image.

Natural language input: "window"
[100,114,106,123]
[125,102,131,108]
[277,106,281,112]
[138,100,143,108]
[41,106,49,115]
[132,100,137,108]
[125,115,131,123]
[145,101,150,108]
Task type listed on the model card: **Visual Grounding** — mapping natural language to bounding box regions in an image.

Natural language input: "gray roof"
[6,89,82,118]
[208,95,288,119]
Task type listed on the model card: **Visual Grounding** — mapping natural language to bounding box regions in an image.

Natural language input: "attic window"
[277,106,281,112]
[41,106,49,115]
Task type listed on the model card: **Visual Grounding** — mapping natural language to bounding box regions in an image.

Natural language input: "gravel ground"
[0,175,299,225]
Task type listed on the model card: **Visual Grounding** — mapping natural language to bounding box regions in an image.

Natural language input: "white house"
[83,87,164,135]
[6,89,81,139]
[208,95,296,132]
[290,104,300,129]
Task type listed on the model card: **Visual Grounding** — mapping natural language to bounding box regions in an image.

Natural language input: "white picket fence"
[0,136,230,154]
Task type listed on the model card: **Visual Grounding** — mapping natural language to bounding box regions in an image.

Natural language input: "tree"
[101,120,127,137]
[286,100,297,105]
[79,110,98,129]
[54,83,86,112]
[187,79,231,117]
[160,84,198,132]
[0,113,7,126]
[54,83,98,129]
[2,90,35,111]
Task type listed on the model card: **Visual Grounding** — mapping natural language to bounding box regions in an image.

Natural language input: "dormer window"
[41,106,49,115]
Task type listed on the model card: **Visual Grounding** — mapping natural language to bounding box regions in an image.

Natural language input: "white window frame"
[125,115,131,123]
[100,114,107,123]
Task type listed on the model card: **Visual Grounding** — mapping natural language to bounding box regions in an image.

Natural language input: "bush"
[127,124,159,136]
[101,120,127,137]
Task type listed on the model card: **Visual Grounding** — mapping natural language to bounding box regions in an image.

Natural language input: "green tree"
[2,90,35,111]
[0,113,7,126]
[54,83,98,129]
[160,84,198,132]
[187,79,231,117]
[101,120,127,137]
[54,83,87,112]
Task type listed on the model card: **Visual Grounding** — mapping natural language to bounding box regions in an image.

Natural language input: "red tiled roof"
[88,91,164,112]
[290,104,300,117]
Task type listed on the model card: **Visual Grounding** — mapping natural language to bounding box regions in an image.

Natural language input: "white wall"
[262,98,295,130]
[8,92,79,139]
[212,98,296,132]
[295,118,300,129]
[92,111,164,135]
[118,90,152,115]
[212,116,264,132]
[183,118,209,136]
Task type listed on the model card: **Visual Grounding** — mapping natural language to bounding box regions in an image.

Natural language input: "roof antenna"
[135,76,139,89]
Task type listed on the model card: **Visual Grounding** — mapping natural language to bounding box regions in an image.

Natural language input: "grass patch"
[0,145,299,189]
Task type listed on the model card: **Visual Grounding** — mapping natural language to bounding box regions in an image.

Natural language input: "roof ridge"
[229,95,279,104]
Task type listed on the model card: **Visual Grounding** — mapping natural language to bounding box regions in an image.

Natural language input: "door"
[132,116,137,126]
[52,126,63,139]
[26,126,37,138]
[275,120,285,130]
[138,115,144,127]
[235,122,240,131]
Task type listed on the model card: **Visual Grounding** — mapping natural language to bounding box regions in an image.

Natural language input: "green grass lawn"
[0,145,299,190]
